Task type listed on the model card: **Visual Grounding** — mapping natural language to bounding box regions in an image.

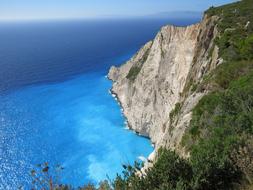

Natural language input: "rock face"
[108,15,220,158]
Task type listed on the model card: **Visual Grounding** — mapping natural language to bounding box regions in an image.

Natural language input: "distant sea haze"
[0,17,199,189]
[146,11,202,19]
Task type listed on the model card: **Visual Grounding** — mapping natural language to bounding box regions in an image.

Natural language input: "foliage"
[200,60,253,90]
[190,130,241,190]
[169,102,182,123]
[180,2,253,188]
[29,162,66,190]
[29,163,111,190]
[113,149,192,190]
[113,140,244,190]
[205,0,253,61]
[185,69,253,147]
[181,70,253,189]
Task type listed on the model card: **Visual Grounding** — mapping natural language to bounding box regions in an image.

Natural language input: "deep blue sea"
[0,18,199,189]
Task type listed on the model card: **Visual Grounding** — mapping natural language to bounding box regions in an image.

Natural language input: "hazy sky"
[0,0,237,20]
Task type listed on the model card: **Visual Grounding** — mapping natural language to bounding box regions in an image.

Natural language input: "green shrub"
[205,0,253,61]
[113,149,192,190]
[169,103,182,123]
[126,66,142,81]
[190,129,241,190]
[199,60,253,91]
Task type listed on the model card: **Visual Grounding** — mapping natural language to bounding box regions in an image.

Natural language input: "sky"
[0,0,237,20]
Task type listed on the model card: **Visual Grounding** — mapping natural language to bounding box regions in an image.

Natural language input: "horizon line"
[0,11,203,22]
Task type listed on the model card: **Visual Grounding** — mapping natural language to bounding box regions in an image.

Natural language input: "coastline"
[107,75,156,165]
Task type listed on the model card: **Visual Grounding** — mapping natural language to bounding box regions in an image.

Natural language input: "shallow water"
[0,72,153,188]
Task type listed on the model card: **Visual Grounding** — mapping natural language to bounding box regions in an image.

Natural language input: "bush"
[190,129,241,190]
[113,149,192,190]
[206,0,253,61]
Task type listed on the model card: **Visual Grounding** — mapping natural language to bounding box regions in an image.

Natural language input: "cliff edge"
[108,1,253,189]
[108,14,220,157]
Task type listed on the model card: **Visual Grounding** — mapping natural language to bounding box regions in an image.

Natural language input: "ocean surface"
[0,18,199,189]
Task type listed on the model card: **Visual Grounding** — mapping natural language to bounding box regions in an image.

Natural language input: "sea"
[0,17,199,189]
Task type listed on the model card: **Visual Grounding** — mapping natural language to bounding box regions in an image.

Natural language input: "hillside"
[108,0,253,189]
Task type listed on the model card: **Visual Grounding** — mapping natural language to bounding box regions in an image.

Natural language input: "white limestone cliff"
[108,15,221,160]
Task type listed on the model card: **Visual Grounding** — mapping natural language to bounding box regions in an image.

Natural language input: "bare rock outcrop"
[108,15,220,159]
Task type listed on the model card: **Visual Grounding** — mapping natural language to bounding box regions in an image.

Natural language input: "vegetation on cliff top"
[206,0,253,61]
[180,0,253,189]
[114,0,253,189]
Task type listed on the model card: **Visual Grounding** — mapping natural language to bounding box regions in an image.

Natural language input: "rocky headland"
[108,14,221,159]
[106,1,253,189]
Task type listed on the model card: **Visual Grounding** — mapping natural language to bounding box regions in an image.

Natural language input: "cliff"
[108,14,220,157]
[108,1,253,188]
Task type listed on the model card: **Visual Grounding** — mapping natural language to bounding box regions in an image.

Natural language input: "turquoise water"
[0,71,153,188]
[0,18,199,188]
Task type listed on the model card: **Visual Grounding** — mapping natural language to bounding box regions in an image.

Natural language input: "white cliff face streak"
[108,15,219,158]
